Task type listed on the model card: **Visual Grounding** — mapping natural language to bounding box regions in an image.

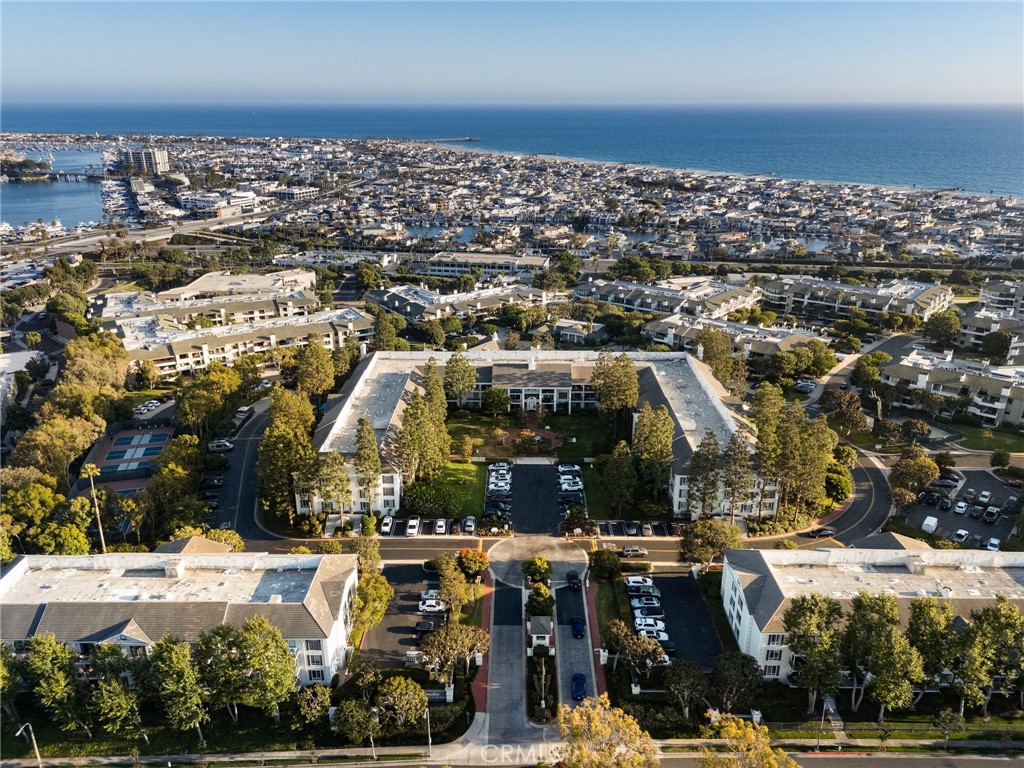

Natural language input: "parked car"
[567,570,582,590]
[982,506,1001,523]
[634,618,667,632]
[954,502,969,515]
[558,464,582,474]
[490,462,510,471]
[952,529,970,544]
[571,673,586,701]
[984,538,1001,552]
[379,516,395,535]
[201,489,220,501]
[969,505,985,519]
[626,585,661,598]
[622,546,648,558]
[630,597,661,609]
[625,576,654,587]
[978,491,992,504]
[463,516,476,536]
[572,617,586,639]
[418,599,447,613]
[406,516,421,536]
[208,439,234,452]
[808,528,835,538]
[420,589,441,601]
[658,639,677,656]
[938,499,953,511]
[924,493,940,506]
[623,521,638,536]
[931,479,958,489]
[415,620,437,636]
[434,518,448,535]
[633,606,665,619]
[1003,496,1019,512]
[637,629,669,642]
[963,488,977,502]
[641,523,654,536]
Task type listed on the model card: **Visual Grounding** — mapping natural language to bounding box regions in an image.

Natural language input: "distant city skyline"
[2,1,1021,106]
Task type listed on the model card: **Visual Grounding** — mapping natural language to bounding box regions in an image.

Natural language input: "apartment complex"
[366,283,549,323]
[407,251,550,278]
[155,269,317,303]
[92,290,320,328]
[0,550,360,687]
[122,147,170,175]
[760,277,953,320]
[958,279,1024,366]
[309,351,777,520]
[574,278,762,320]
[644,314,829,360]
[880,349,1024,427]
[979,279,1024,317]
[722,548,1024,682]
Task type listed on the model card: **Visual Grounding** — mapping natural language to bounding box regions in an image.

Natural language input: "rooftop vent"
[268,594,283,604]
[165,561,185,579]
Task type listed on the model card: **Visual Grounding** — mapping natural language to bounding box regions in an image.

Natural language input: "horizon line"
[3,100,1023,109]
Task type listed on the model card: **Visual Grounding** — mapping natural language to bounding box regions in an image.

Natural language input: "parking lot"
[359,563,434,669]
[510,463,566,534]
[903,469,1018,550]
[598,520,680,537]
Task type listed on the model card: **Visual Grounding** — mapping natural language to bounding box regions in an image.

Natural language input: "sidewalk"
[584,575,608,697]
[470,571,493,713]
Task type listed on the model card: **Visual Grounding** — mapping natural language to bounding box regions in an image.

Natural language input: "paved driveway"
[554,584,595,708]
[653,567,722,671]
[903,469,1017,549]
[511,464,561,534]
[360,563,432,669]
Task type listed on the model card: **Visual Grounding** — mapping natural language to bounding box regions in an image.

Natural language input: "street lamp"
[816,702,832,751]
[15,723,42,768]
[369,706,379,761]
[423,705,432,758]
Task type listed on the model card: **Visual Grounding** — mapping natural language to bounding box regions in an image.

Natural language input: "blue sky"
[3,2,1021,105]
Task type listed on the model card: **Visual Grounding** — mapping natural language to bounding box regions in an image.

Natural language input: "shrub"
[588,548,621,580]
[402,482,461,517]
[457,547,489,578]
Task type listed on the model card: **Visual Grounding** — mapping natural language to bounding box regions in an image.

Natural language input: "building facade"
[573,278,762,320]
[0,551,360,687]
[123,148,170,175]
[760,277,953,320]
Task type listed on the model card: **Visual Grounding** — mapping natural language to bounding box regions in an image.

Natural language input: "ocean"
[2,103,1022,200]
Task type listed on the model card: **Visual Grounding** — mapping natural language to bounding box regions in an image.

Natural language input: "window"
[766,634,787,646]
[308,669,325,682]
[307,655,323,667]
[305,640,322,651]
[766,649,783,662]
[763,665,781,678]
[12,641,27,653]
[383,499,395,509]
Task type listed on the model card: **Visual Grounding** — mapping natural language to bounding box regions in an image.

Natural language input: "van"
[236,405,254,417]
[921,516,938,534]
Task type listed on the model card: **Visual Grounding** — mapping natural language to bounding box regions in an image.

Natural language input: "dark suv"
[566,570,582,590]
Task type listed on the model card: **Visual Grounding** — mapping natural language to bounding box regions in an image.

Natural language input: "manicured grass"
[547,412,616,460]
[595,579,627,647]
[441,461,487,518]
[461,582,486,628]
[582,466,608,519]
[447,412,514,458]
[826,417,902,453]
[956,424,1024,452]
[123,388,173,408]
[97,280,146,294]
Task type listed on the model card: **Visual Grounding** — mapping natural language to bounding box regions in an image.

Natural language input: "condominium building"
[957,311,1024,366]
[0,550,360,687]
[573,278,762,320]
[979,279,1024,317]
[760,277,953,320]
[366,283,549,322]
[722,548,1024,682]
[92,290,320,328]
[880,350,1024,427]
[644,314,829,360]
[269,187,319,202]
[309,351,777,520]
[122,148,170,175]
[407,251,550,278]
[155,269,317,303]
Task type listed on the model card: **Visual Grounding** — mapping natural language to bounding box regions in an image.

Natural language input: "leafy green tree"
[437,553,474,618]
[332,698,382,746]
[296,340,335,403]
[557,693,659,768]
[522,554,553,583]
[457,546,488,578]
[588,548,621,580]
[481,386,510,416]
[149,637,208,741]
[443,351,477,405]
[375,675,427,729]
[820,389,868,434]
[239,615,296,723]
[526,583,555,616]
[850,352,891,390]
[622,633,666,680]
[841,591,898,713]
[600,441,638,515]
[416,319,445,348]
[352,569,395,635]
[934,450,956,474]
[372,313,398,352]
[353,416,382,508]
[93,678,148,745]
[420,621,490,683]
[824,463,854,502]
[695,327,736,384]
[980,329,1013,360]
[26,633,93,738]
[195,624,247,723]
[0,642,24,719]
[701,714,800,768]
[687,429,722,518]
[10,413,104,491]
[503,330,521,350]
[722,431,754,523]
[23,331,42,349]
[923,310,961,347]
[971,597,1024,718]
[664,659,707,721]
[889,453,940,492]
[990,448,1011,470]
[590,351,639,420]
[833,445,858,469]
[873,418,902,443]
[631,402,675,498]
[871,630,925,722]
[783,594,844,714]
[679,518,742,572]
[295,683,332,728]
[900,418,931,444]
[751,382,785,481]
[907,598,957,709]
[935,708,966,751]
[711,651,761,713]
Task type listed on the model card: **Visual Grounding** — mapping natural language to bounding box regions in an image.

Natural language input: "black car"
[566,570,582,590]
[571,617,586,639]
[808,528,835,539]
[930,479,958,489]
[415,620,436,636]
[969,505,985,519]
[201,489,220,501]
[658,639,676,656]
[937,498,953,511]
[924,493,941,506]
[487,501,512,512]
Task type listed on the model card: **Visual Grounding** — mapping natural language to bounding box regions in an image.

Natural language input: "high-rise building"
[122,147,170,175]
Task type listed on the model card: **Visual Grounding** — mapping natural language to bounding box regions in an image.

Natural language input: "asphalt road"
[553,583,593,708]
[511,464,560,534]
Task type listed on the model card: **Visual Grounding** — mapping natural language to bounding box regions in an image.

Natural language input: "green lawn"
[441,461,486,518]
[97,280,146,295]
[826,417,902,453]
[461,582,486,628]
[581,466,609,519]
[547,412,617,460]
[594,579,629,647]
[447,412,514,459]
[956,424,1024,452]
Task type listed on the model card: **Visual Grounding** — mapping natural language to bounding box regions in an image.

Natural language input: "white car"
[434,518,448,535]
[379,516,395,535]
[418,599,447,613]
[558,474,580,483]
[558,464,582,473]
[208,439,234,452]
[260,379,272,388]
[489,472,512,482]
[984,537,1001,552]
[951,529,970,544]
[625,576,654,587]
[911,343,927,350]
[406,517,420,537]
[637,629,669,642]
[634,618,667,632]
[420,589,441,601]
[488,482,511,492]
[490,462,510,471]
[954,502,969,515]
[463,516,476,536]
[561,483,584,492]
[977,491,992,505]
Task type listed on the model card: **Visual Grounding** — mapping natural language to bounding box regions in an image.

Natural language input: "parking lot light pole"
[369,707,379,760]
[15,723,41,768]
[424,706,432,757]
[816,702,831,751]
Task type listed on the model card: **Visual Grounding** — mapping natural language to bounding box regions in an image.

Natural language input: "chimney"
[165,560,185,579]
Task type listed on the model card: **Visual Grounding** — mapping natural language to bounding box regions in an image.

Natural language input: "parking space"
[902,469,1018,550]
[376,516,477,538]
[511,464,563,534]
[359,563,434,669]
[598,520,678,537]
[655,567,722,671]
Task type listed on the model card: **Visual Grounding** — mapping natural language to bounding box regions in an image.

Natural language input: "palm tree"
[81,463,107,554]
